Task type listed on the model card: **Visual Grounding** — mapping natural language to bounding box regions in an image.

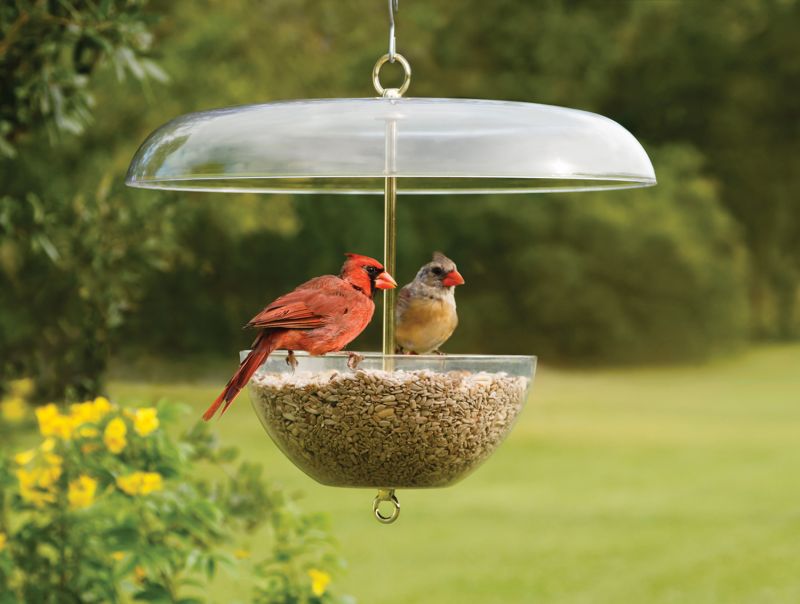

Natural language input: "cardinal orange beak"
[442,269,465,287]
[375,271,398,290]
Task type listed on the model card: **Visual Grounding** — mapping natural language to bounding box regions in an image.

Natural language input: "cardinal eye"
[431,266,443,276]
[365,265,380,276]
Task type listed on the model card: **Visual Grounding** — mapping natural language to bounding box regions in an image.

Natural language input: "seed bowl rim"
[241,350,537,363]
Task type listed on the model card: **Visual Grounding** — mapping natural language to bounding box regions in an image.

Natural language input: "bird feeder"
[126,0,655,524]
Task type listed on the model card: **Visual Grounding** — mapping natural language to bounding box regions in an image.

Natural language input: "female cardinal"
[203,253,396,421]
[395,252,465,354]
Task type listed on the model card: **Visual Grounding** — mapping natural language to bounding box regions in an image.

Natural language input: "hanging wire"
[388,0,399,62]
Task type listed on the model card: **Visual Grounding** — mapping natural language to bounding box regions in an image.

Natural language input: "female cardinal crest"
[203,254,396,421]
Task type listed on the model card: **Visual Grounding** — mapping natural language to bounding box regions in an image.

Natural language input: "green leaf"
[133,583,172,603]
[31,233,60,263]
[217,446,239,463]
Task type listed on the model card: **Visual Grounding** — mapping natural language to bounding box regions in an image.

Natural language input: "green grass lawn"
[109,345,800,603]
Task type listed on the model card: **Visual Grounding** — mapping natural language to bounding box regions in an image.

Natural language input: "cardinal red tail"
[203,333,277,421]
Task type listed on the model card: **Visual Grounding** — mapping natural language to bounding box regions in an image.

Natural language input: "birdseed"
[250,368,529,488]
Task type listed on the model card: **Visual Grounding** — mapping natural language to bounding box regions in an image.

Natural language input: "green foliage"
[2,0,798,382]
[120,145,749,363]
[0,0,164,158]
[251,487,352,604]
[0,185,185,401]
[598,0,800,339]
[0,397,349,603]
[109,0,787,364]
[0,1,176,400]
[0,378,34,435]
[418,0,799,340]
[399,145,749,362]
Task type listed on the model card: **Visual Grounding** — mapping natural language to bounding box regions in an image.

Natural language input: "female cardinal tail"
[203,332,277,421]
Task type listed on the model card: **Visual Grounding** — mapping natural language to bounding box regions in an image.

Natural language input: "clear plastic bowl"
[245,351,536,489]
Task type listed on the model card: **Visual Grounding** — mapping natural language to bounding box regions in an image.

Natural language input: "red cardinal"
[203,253,397,421]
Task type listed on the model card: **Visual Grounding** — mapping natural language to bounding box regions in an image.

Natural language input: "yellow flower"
[139,472,163,495]
[134,565,146,584]
[69,402,98,426]
[68,475,98,509]
[308,569,331,597]
[52,418,73,439]
[13,449,36,466]
[44,452,62,464]
[69,402,91,426]
[9,378,34,398]
[116,472,164,496]
[104,418,127,454]
[21,460,62,490]
[92,396,112,418]
[16,468,57,507]
[0,532,7,552]
[39,465,62,488]
[133,407,159,437]
[35,404,73,440]
[35,404,58,434]
[16,468,35,489]
[41,438,56,453]
[77,426,99,438]
[234,549,251,560]
[111,551,125,561]
[1,397,27,422]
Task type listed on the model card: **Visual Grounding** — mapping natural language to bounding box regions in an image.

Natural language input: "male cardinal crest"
[203,254,396,421]
[395,252,465,354]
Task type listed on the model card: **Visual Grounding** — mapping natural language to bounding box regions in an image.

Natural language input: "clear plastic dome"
[126,97,656,194]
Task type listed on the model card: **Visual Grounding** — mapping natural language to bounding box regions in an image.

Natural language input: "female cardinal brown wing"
[246,275,349,330]
[395,285,412,318]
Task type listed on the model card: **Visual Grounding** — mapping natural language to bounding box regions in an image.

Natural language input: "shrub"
[406,144,751,363]
[0,379,33,428]
[0,397,350,603]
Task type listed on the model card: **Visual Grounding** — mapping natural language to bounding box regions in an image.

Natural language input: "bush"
[0,189,186,402]
[404,145,751,363]
[0,0,175,401]
[0,397,350,603]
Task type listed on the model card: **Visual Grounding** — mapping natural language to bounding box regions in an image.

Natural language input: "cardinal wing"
[246,275,344,330]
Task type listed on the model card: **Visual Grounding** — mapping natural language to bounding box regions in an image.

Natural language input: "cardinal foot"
[346,352,364,370]
[286,350,298,372]
[432,349,445,356]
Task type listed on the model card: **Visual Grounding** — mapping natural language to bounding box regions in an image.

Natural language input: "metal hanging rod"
[388,0,399,62]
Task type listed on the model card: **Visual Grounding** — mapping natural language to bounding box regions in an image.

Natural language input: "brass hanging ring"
[372,53,412,97]
[373,489,400,524]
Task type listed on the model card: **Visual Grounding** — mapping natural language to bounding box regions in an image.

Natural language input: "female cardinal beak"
[442,269,465,288]
[375,271,398,290]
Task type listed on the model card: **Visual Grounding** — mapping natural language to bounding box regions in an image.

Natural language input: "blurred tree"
[410,145,750,362]
[599,0,800,338]
[0,0,174,400]
[3,0,796,377]
[415,0,794,346]
[116,0,756,363]
[0,0,165,157]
